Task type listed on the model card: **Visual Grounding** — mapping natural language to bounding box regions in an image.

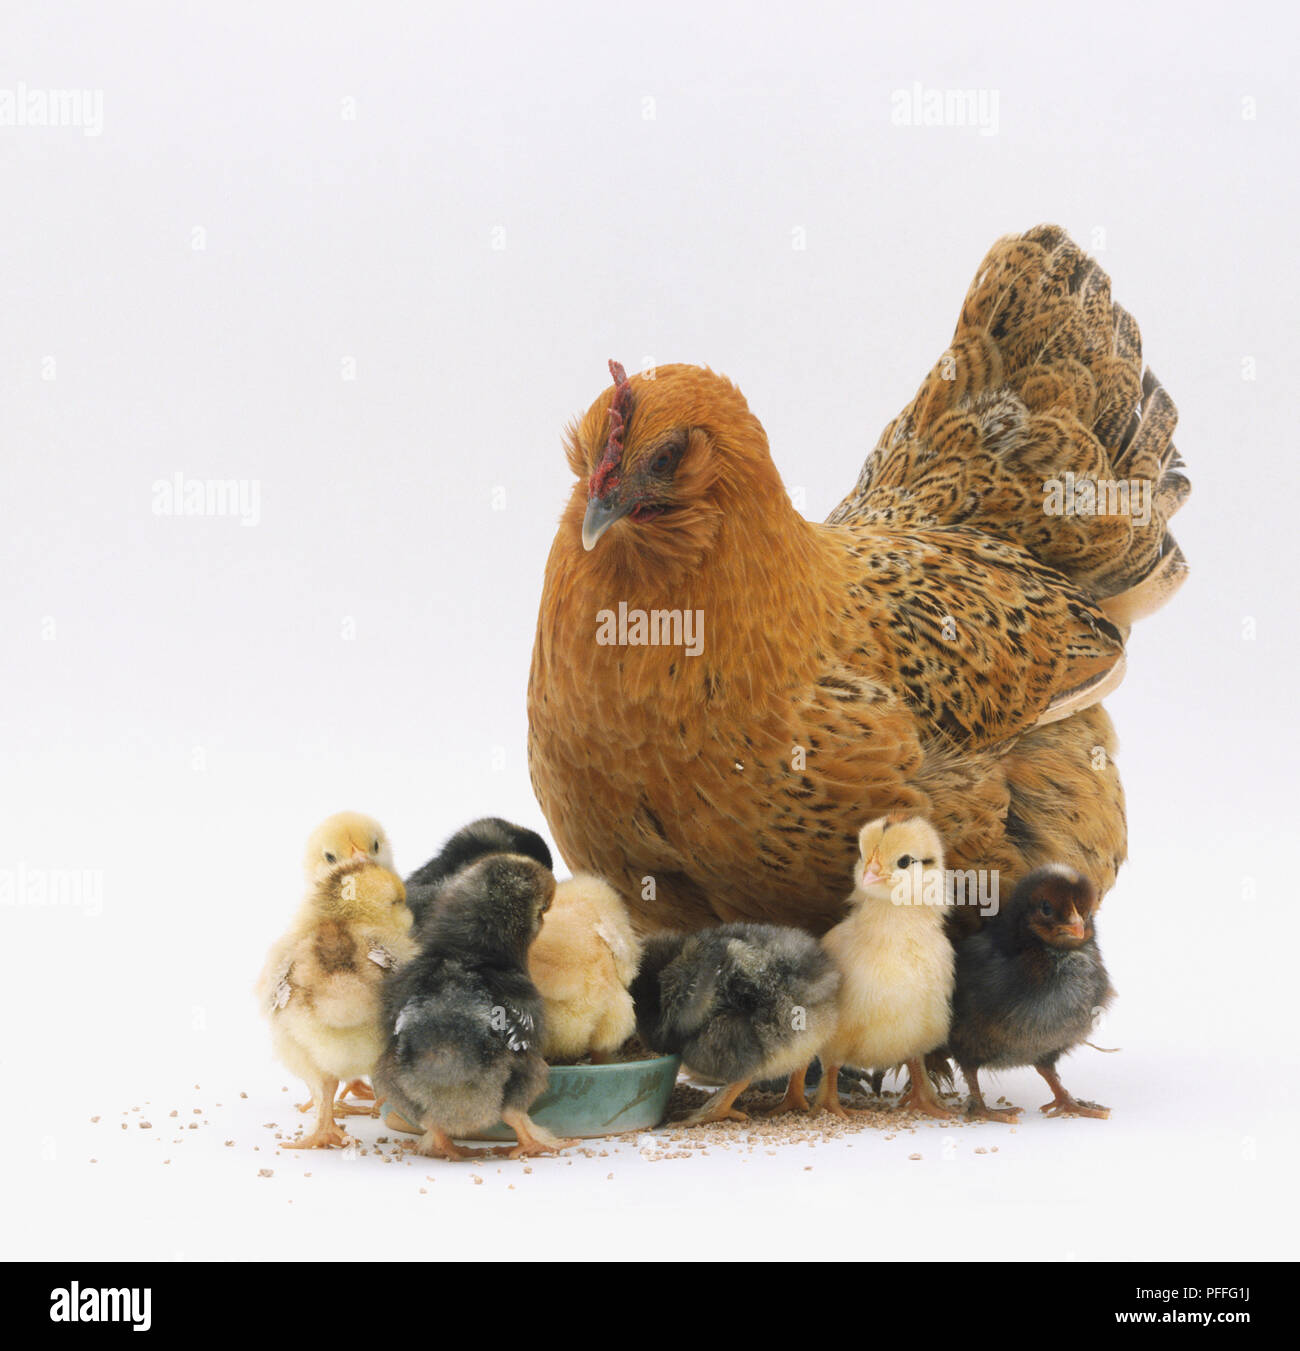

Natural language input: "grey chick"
[404,817,553,931]
[630,922,840,1124]
[372,852,572,1160]
[947,864,1116,1122]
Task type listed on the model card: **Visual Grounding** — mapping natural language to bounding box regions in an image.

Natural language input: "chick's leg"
[810,1061,849,1118]
[500,1109,575,1159]
[1035,1061,1110,1119]
[960,1063,1022,1124]
[285,1076,350,1149]
[413,1127,494,1161]
[899,1058,957,1119]
[765,1065,811,1117]
[299,1079,377,1115]
[685,1078,752,1125]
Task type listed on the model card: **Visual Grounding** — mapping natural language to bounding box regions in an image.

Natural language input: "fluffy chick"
[631,923,840,1124]
[303,810,394,884]
[404,817,553,930]
[258,858,415,1148]
[815,815,956,1119]
[948,864,1115,1121]
[372,853,572,1160]
[298,811,397,1106]
[528,873,642,1063]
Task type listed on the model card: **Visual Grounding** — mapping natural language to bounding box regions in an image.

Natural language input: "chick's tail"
[830,224,1190,629]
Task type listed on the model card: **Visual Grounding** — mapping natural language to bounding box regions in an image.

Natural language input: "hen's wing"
[830,225,1189,627]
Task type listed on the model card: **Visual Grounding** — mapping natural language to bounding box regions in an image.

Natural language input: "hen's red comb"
[590,359,634,500]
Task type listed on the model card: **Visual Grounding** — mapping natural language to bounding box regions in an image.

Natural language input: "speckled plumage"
[528,226,1189,936]
[372,854,555,1146]
[404,817,553,930]
[631,923,840,1086]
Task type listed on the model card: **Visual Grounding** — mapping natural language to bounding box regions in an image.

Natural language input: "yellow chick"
[527,874,642,1063]
[298,811,395,1106]
[813,815,956,1119]
[303,810,394,884]
[258,857,416,1148]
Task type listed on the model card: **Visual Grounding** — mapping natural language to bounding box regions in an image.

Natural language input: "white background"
[3,0,1297,1261]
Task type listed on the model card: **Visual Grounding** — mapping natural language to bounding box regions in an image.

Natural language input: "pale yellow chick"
[303,810,394,884]
[258,858,416,1148]
[527,873,642,1063]
[814,815,956,1119]
[298,811,395,1106]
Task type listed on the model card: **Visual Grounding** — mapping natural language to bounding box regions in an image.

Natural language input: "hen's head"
[565,361,784,575]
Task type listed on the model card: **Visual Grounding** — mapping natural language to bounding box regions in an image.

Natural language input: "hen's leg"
[1036,1060,1109,1118]
[960,1063,1022,1123]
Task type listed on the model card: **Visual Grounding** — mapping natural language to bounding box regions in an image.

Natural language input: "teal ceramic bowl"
[383,1055,680,1141]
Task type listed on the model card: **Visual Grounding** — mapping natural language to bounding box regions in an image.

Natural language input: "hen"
[528,226,1189,934]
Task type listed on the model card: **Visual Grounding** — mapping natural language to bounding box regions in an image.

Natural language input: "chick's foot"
[899,1058,957,1119]
[338,1079,376,1102]
[764,1066,811,1118]
[414,1128,493,1161]
[960,1065,1022,1124]
[684,1078,751,1125]
[1035,1063,1110,1118]
[1040,1096,1110,1119]
[501,1110,574,1158]
[284,1125,351,1150]
[809,1063,850,1118]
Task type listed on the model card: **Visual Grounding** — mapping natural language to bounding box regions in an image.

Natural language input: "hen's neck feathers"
[542,483,859,713]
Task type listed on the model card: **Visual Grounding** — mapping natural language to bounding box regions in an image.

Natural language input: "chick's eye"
[896,855,913,869]
[1039,900,1053,917]
[324,851,336,864]
[372,839,380,853]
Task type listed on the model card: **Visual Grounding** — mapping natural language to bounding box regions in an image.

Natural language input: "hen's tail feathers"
[830,224,1189,626]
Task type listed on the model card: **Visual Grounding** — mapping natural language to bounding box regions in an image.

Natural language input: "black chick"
[404,817,553,930]
[947,864,1115,1122]
[631,922,840,1124]
[372,852,572,1159]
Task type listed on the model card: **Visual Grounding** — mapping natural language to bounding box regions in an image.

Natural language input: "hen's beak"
[582,496,631,551]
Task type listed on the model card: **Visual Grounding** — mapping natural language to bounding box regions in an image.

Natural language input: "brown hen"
[527,225,1189,936]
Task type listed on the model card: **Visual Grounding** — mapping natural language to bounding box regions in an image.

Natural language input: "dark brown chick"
[947,865,1115,1122]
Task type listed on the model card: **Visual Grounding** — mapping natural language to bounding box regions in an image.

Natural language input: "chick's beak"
[582,494,632,552]
[861,852,885,889]
[1061,913,1086,940]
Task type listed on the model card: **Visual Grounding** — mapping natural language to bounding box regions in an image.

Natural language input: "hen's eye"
[651,451,672,473]
[324,851,337,864]
[897,855,913,869]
